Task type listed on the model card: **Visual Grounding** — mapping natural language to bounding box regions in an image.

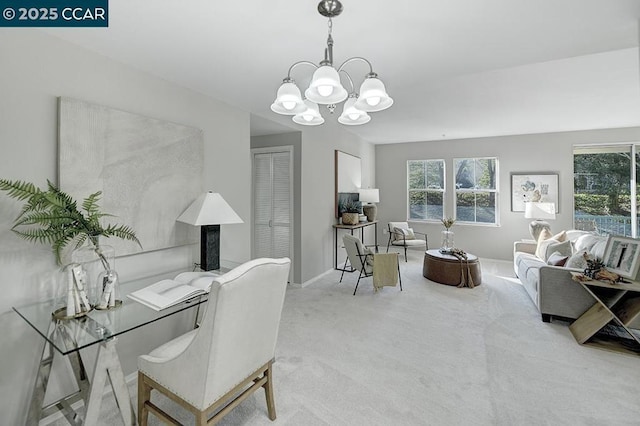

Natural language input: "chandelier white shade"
[270,81,306,115]
[293,100,325,126]
[355,76,394,112]
[338,96,370,125]
[271,0,392,127]
[305,65,349,104]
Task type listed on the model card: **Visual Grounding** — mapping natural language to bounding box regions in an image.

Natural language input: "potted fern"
[0,179,141,314]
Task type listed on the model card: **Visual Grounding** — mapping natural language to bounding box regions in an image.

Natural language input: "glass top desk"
[13,268,222,426]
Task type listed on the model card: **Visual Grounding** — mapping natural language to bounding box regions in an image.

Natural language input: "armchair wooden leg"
[138,372,151,426]
[264,361,276,421]
[398,260,403,291]
[404,247,408,262]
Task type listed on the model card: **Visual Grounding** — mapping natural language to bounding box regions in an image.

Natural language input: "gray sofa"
[513,230,640,328]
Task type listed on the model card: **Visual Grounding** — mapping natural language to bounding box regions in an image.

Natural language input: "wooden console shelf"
[569,272,640,355]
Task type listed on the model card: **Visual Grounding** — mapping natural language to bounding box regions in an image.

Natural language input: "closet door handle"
[269,220,273,228]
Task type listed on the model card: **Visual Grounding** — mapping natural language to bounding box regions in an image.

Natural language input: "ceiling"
[44,0,640,144]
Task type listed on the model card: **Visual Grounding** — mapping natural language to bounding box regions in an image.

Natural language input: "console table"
[333,220,378,270]
[569,272,640,355]
[13,268,223,425]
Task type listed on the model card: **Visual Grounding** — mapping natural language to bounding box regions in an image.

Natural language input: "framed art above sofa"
[511,173,559,212]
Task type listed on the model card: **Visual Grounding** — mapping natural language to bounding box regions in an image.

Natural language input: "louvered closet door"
[253,150,292,264]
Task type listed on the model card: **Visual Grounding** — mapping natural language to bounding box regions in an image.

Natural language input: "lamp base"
[201,224,220,271]
[529,220,550,241]
[362,204,377,222]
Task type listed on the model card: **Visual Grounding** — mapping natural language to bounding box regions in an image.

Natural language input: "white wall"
[300,121,376,282]
[376,127,640,261]
[0,30,251,424]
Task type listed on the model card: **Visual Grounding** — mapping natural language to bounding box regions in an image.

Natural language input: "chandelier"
[270,0,393,126]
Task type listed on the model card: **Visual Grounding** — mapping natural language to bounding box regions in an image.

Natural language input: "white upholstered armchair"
[137,257,291,425]
[386,221,428,261]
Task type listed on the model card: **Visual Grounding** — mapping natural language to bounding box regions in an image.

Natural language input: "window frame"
[573,143,639,237]
[453,156,500,226]
[406,159,446,222]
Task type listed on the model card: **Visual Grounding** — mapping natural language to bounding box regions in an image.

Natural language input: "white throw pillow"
[545,240,572,261]
[565,249,588,270]
[393,227,415,240]
[363,247,375,266]
[591,240,607,260]
[574,234,601,253]
[536,237,557,260]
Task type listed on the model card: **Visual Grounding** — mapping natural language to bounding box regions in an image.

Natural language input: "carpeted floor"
[60,250,640,425]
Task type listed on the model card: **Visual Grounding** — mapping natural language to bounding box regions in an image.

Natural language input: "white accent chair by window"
[137,257,290,426]
[386,221,428,261]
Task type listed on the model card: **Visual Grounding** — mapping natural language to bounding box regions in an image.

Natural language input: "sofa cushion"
[515,251,545,285]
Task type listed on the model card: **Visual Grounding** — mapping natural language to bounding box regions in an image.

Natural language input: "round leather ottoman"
[423,249,482,286]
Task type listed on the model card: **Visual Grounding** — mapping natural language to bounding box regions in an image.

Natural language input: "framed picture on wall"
[511,173,559,212]
[335,150,362,217]
[602,235,640,279]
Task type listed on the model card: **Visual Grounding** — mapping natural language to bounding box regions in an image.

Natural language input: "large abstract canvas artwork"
[58,97,203,256]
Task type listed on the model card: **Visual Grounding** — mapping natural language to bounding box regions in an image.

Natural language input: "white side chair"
[137,257,291,426]
[386,221,428,261]
[341,234,402,295]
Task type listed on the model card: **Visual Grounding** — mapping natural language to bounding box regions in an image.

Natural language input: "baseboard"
[300,267,336,288]
[39,371,138,425]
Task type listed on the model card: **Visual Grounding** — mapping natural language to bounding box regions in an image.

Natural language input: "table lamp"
[176,191,243,271]
[358,188,379,222]
[524,202,556,241]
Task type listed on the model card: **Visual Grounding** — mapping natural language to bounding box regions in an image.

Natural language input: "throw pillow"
[565,249,588,270]
[552,230,567,242]
[547,251,569,267]
[545,240,572,261]
[393,227,415,240]
[574,233,601,252]
[363,247,375,266]
[591,240,607,260]
[535,230,568,260]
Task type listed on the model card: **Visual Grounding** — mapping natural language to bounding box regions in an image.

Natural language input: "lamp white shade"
[524,202,556,220]
[355,76,393,112]
[271,81,306,115]
[176,191,244,226]
[293,100,325,126]
[358,188,379,203]
[305,65,348,104]
[338,97,371,125]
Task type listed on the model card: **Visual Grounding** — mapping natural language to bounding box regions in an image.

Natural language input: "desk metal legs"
[27,322,134,425]
[85,338,134,425]
[27,322,88,426]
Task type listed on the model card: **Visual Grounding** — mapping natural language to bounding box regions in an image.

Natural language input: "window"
[573,145,638,237]
[454,157,498,224]
[407,160,445,221]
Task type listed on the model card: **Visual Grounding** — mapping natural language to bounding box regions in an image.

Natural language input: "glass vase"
[71,244,116,307]
[441,230,454,252]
